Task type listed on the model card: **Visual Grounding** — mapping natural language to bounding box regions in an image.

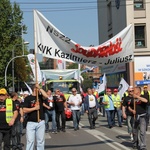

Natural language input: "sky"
[10,0,99,61]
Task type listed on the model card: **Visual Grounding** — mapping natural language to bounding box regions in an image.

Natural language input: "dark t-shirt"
[43,96,55,111]
[14,100,22,122]
[142,91,150,105]
[23,95,44,122]
[128,95,147,114]
[122,96,134,116]
[0,100,17,130]
[53,95,66,112]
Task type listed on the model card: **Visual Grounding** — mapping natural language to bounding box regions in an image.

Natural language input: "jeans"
[80,103,85,115]
[45,109,56,131]
[133,116,147,149]
[113,108,122,126]
[11,120,22,148]
[26,120,45,150]
[147,105,150,124]
[0,129,11,150]
[56,111,66,130]
[99,104,105,117]
[72,110,81,129]
[127,115,133,134]
[106,110,115,127]
[88,108,98,128]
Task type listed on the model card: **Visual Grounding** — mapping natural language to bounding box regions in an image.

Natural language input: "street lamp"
[5,55,27,89]
[12,41,29,91]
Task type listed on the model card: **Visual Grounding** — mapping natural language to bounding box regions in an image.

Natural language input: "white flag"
[57,59,66,69]
[98,73,107,94]
[24,82,32,95]
[118,78,129,99]
[34,10,134,66]
[27,54,42,83]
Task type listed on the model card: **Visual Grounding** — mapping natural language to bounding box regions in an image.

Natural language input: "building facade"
[97,0,150,87]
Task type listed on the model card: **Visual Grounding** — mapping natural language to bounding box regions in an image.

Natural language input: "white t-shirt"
[88,95,96,108]
[68,94,82,110]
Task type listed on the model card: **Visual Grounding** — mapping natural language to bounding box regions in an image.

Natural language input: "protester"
[23,84,48,150]
[141,85,150,125]
[84,88,99,129]
[112,89,122,127]
[122,86,134,141]
[99,92,105,117]
[102,88,115,128]
[43,89,57,133]
[128,87,148,150]
[92,88,99,99]
[0,88,18,150]
[53,89,67,132]
[11,92,24,150]
[68,88,82,131]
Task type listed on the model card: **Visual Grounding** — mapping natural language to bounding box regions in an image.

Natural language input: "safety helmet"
[65,109,72,119]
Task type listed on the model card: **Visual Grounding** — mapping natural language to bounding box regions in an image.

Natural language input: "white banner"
[34,10,134,66]
[27,54,42,83]
[118,78,129,99]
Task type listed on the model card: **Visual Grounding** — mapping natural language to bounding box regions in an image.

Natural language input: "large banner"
[34,10,134,66]
[134,56,150,85]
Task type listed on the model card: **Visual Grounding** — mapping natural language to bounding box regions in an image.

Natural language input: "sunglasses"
[72,91,76,92]
[129,90,134,92]
[56,91,60,92]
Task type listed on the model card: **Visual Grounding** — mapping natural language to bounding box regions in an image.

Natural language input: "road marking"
[111,128,128,135]
[45,133,51,139]
[85,130,131,150]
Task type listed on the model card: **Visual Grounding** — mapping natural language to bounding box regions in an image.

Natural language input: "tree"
[67,63,78,69]
[0,0,28,89]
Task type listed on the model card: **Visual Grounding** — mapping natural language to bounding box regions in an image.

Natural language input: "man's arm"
[9,110,18,126]
[23,104,40,114]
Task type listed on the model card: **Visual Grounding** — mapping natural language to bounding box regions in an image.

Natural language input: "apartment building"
[97,0,150,87]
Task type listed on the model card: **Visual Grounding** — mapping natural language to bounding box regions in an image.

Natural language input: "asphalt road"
[21,114,150,150]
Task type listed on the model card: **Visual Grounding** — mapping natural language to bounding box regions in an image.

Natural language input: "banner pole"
[33,10,40,122]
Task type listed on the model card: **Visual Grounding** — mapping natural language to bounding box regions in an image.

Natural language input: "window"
[134,0,144,10]
[135,25,146,48]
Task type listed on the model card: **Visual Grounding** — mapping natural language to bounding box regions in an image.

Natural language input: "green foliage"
[67,63,78,69]
[0,0,27,88]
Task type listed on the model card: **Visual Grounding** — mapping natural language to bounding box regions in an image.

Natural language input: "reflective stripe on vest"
[6,98,13,123]
[104,95,110,109]
[112,94,121,108]
[141,91,150,102]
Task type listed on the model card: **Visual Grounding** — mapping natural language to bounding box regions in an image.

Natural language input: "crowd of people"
[0,84,150,150]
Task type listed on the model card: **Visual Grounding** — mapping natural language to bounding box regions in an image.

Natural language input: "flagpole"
[132,61,136,120]
[33,10,40,122]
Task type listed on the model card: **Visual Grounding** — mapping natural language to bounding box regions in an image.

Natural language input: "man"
[0,88,18,150]
[11,92,24,150]
[68,88,82,131]
[53,89,67,132]
[84,88,99,129]
[141,85,150,125]
[92,88,99,99]
[43,90,57,133]
[122,86,134,141]
[102,88,115,128]
[128,87,148,150]
[23,84,48,150]
[112,89,122,127]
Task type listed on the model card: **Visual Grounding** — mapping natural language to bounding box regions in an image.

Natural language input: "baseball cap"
[113,89,118,92]
[143,85,148,88]
[0,88,7,95]
[106,88,111,92]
